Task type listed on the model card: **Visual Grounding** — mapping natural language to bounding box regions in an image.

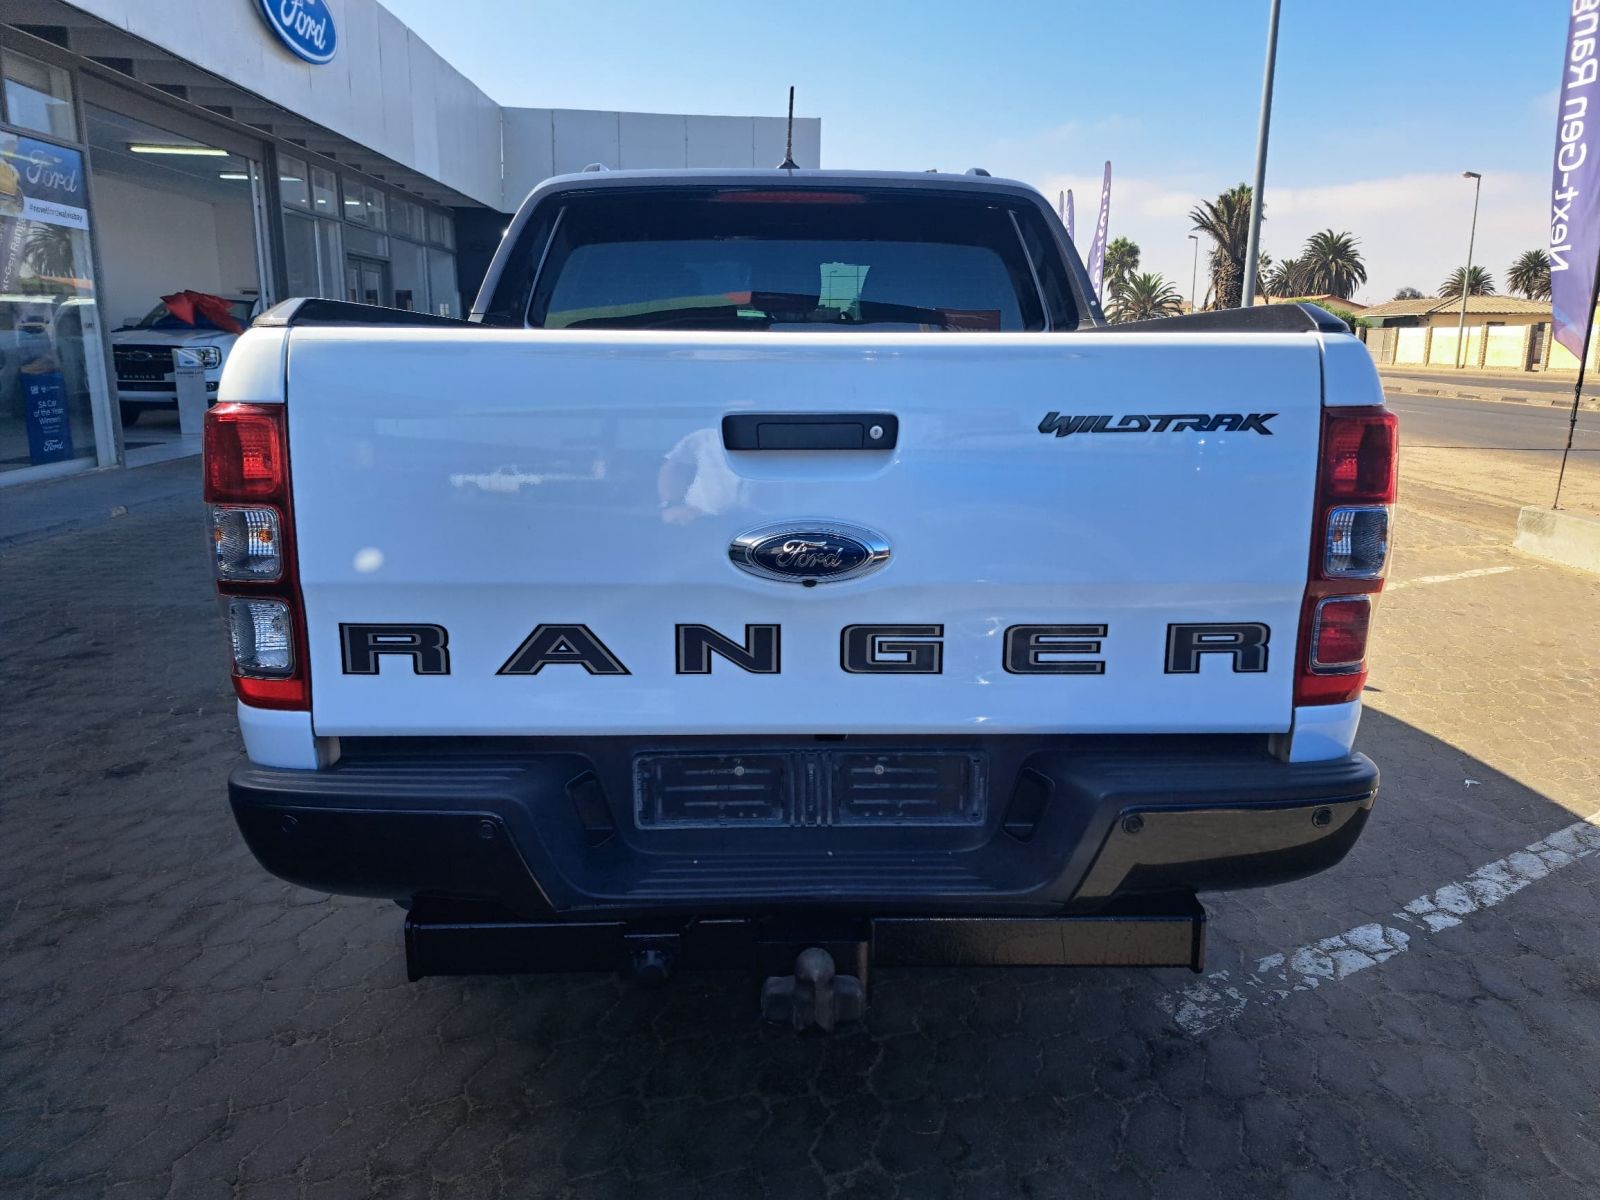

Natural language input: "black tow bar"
[403,897,1205,1025]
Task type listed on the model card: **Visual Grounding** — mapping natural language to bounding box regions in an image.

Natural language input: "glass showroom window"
[2,49,76,141]
[422,208,459,317]
[0,130,112,477]
[282,212,318,297]
[278,152,310,211]
[387,197,430,312]
[428,247,461,318]
[391,196,424,242]
[280,154,342,300]
[310,167,337,220]
[392,238,427,312]
[341,178,388,230]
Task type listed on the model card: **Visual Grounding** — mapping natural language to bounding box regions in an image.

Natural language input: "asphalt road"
[3,459,1599,1198]
[1384,392,1600,455]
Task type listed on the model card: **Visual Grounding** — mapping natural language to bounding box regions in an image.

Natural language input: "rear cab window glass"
[524,188,1064,332]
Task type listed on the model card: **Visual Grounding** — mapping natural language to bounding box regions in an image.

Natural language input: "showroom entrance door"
[345,257,389,307]
[82,83,267,462]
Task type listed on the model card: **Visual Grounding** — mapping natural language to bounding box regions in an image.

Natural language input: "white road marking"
[1387,566,1517,591]
[1158,809,1600,1036]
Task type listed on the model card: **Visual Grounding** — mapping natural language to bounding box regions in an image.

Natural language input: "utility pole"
[1189,234,1200,313]
[1455,171,1483,368]
[1240,0,1282,308]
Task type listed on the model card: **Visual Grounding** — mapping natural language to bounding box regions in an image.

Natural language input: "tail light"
[1296,407,1397,706]
[203,403,309,709]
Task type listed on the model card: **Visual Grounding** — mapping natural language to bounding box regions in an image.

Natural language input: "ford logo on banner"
[256,0,338,66]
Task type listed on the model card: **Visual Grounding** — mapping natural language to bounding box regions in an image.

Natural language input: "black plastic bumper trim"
[403,898,1206,980]
[228,739,1378,919]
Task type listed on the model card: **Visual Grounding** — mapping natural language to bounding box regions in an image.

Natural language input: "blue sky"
[380,0,1564,304]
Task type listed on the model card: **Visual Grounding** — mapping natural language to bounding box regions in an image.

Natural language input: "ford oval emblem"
[730,522,890,585]
[256,0,338,66]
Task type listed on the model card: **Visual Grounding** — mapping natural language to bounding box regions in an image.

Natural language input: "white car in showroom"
[111,293,258,425]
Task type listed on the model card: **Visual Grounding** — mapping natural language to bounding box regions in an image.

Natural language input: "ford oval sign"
[257,0,338,66]
[729,522,890,585]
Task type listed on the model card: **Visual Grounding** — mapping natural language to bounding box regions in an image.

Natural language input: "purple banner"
[1550,1,1600,359]
[1088,162,1111,301]
[1066,188,1076,243]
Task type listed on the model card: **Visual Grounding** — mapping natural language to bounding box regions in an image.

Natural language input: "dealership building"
[0,0,821,485]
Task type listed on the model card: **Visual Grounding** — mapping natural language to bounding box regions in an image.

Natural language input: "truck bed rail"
[254,297,473,329]
[1099,302,1350,335]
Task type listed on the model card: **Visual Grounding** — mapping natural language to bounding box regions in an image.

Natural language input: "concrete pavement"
[0,458,200,549]
[2,456,1599,1197]
[1378,367,1600,412]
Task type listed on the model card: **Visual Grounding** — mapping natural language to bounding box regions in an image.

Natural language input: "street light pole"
[1455,171,1483,369]
[1240,0,1282,308]
[1189,234,1200,312]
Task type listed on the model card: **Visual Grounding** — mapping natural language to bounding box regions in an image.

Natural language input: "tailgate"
[286,328,1322,737]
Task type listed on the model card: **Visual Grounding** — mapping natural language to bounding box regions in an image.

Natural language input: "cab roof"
[523,167,1042,205]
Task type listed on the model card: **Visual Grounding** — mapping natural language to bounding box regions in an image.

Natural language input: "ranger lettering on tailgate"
[337,621,1274,676]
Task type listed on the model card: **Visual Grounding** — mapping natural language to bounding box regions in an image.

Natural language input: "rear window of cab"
[516,188,1077,332]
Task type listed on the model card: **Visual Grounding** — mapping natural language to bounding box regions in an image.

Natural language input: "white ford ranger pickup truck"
[207,169,1392,1027]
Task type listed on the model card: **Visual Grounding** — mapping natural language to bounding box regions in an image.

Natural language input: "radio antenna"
[778,86,798,170]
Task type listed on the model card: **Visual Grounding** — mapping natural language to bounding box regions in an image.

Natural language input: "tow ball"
[759,947,866,1032]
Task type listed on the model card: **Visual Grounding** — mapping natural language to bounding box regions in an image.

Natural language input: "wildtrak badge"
[1038,412,1276,437]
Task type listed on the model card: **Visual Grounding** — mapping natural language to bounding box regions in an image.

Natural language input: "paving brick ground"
[2,454,1598,1199]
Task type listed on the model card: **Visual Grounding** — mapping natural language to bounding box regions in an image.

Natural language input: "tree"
[22,223,78,285]
[1107,272,1185,323]
[1506,250,1552,301]
[1266,256,1311,298]
[1300,229,1367,299]
[1392,286,1425,301]
[1103,237,1141,296]
[1439,266,1495,298]
[1190,184,1255,309]
[1313,305,1365,334]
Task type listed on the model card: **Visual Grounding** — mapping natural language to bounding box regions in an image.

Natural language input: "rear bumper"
[228,736,1378,920]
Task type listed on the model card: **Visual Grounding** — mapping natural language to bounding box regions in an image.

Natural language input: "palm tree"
[1300,230,1367,299]
[1108,272,1185,323]
[1103,237,1140,296]
[1439,266,1495,298]
[1266,256,1311,298]
[1392,286,1425,301]
[1506,250,1551,300]
[1190,184,1255,309]
[22,223,78,285]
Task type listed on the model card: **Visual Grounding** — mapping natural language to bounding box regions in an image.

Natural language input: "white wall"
[214,199,260,297]
[63,2,824,215]
[502,109,823,212]
[62,0,504,208]
[92,173,258,328]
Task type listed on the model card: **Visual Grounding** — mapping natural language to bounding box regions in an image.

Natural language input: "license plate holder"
[635,750,986,828]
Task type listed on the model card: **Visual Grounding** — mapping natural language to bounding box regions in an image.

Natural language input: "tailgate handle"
[721,413,899,451]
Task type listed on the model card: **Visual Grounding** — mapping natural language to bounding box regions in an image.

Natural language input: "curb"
[1380,377,1600,412]
[0,458,200,549]
[1515,505,1600,576]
